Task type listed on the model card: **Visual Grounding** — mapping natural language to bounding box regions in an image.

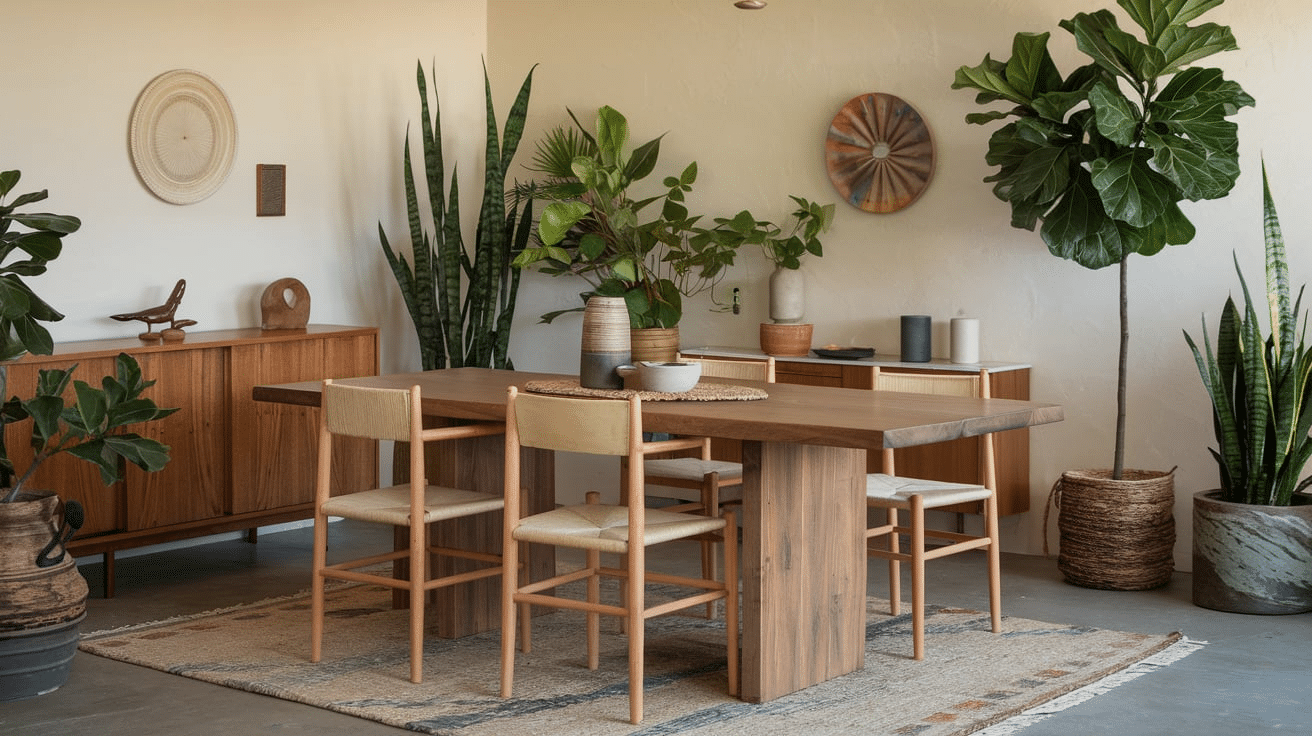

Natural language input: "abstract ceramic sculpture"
[260,277,310,330]
[109,279,196,341]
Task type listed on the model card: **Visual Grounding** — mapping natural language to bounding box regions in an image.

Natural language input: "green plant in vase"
[512,105,741,329]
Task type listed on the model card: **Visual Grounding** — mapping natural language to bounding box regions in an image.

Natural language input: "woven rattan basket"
[1046,468,1176,591]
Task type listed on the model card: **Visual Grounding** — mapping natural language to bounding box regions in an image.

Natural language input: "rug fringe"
[971,635,1207,735]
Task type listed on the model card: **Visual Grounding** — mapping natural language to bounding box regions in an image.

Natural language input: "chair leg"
[310,512,328,664]
[627,540,645,725]
[910,495,926,661]
[587,546,601,670]
[409,522,426,684]
[500,525,519,698]
[986,493,1002,634]
[723,509,739,697]
[887,507,901,617]
[700,474,721,619]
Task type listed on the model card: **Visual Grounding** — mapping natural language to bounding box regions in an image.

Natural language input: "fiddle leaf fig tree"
[952,0,1253,478]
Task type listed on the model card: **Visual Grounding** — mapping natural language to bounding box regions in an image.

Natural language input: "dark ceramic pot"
[1192,490,1312,614]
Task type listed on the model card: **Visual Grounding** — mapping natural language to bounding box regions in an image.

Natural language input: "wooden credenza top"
[681,346,1031,373]
[2,324,378,364]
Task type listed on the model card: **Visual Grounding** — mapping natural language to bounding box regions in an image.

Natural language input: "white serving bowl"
[636,361,701,393]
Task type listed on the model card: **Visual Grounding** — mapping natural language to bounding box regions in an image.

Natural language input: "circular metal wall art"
[129,69,237,204]
[825,93,934,213]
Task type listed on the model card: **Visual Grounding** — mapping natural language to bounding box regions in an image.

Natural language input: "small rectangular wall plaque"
[256,164,286,216]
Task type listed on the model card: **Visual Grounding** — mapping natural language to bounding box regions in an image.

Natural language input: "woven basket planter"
[1048,468,1176,590]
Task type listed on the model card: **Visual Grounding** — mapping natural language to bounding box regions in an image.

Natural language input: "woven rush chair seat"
[865,366,1001,662]
[321,486,504,525]
[501,386,738,725]
[865,474,993,509]
[513,503,727,553]
[311,379,506,685]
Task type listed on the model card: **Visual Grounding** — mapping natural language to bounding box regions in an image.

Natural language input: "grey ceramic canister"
[900,315,932,363]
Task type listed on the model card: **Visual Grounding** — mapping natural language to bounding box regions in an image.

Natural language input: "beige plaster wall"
[8,0,488,376]
[488,0,1312,569]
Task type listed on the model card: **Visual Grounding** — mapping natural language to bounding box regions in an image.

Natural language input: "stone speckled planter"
[1192,490,1312,614]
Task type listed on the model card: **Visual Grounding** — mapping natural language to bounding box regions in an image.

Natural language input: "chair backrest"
[680,356,776,383]
[506,388,639,456]
[322,380,418,442]
[872,369,986,399]
[872,368,995,488]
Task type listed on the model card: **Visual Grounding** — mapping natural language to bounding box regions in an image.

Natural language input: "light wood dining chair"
[865,367,1001,660]
[311,379,506,684]
[500,386,738,725]
[637,355,774,615]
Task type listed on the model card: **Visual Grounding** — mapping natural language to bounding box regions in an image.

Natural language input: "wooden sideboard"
[681,347,1033,516]
[1,325,379,595]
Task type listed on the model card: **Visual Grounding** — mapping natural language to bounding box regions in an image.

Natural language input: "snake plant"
[380,61,536,370]
[1185,168,1312,506]
[952,0,1253,479]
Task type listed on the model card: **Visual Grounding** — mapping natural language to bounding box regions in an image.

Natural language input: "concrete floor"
[3,520,1307,735]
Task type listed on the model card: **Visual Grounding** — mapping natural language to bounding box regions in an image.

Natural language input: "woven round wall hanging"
[824,92,934,213]
[129,69,237,205]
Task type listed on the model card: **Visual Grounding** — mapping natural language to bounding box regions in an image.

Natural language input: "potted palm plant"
[1184,168,1312,614]
[512,105,746,360]
[1,169,176,700]
[952,0,1253,589]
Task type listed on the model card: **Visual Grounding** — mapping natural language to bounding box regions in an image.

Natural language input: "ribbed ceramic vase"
[579,296,630,389]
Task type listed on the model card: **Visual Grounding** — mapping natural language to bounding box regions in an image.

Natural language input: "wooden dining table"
[254,367,1062,703]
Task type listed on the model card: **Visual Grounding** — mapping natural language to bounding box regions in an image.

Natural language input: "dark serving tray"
[812,347,876,360]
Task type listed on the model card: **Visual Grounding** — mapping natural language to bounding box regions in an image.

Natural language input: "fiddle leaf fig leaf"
[1089,82,1140,146]
[1040,171,1123,269]
[1090,151,1173,228]
[1005,32,1063,98]
[1143,128,1239,201]
[952,55,1029,107]
[1118,0,1223,44]
[1156,22,1238,72]
[1061,10,1135,82]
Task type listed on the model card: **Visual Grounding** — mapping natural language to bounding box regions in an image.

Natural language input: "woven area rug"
[79,583,1198,735]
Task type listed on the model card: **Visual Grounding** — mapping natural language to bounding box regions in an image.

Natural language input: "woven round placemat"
[523,379,767,402]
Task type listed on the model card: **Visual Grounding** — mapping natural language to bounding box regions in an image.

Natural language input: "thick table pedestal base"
[740,441,866,702]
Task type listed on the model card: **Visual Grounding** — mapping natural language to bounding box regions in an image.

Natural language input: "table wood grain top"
[253,367,1063,450]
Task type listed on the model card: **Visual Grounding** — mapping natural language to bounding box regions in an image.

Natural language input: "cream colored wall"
[10,0,488,376]
[488,0,1312,569]
[11,0,1309,571]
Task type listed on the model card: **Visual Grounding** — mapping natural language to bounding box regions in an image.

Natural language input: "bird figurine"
[110,279,197,341]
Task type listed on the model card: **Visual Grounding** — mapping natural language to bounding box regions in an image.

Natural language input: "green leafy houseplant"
[512,105,743,329]
[0,170,176,503]
[1185,169,1312,507]
[379,61,537,371]
[707,196,835,271]
[952,0,1253,479]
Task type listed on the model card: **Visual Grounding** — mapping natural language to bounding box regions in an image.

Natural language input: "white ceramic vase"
[768,267,805,324]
